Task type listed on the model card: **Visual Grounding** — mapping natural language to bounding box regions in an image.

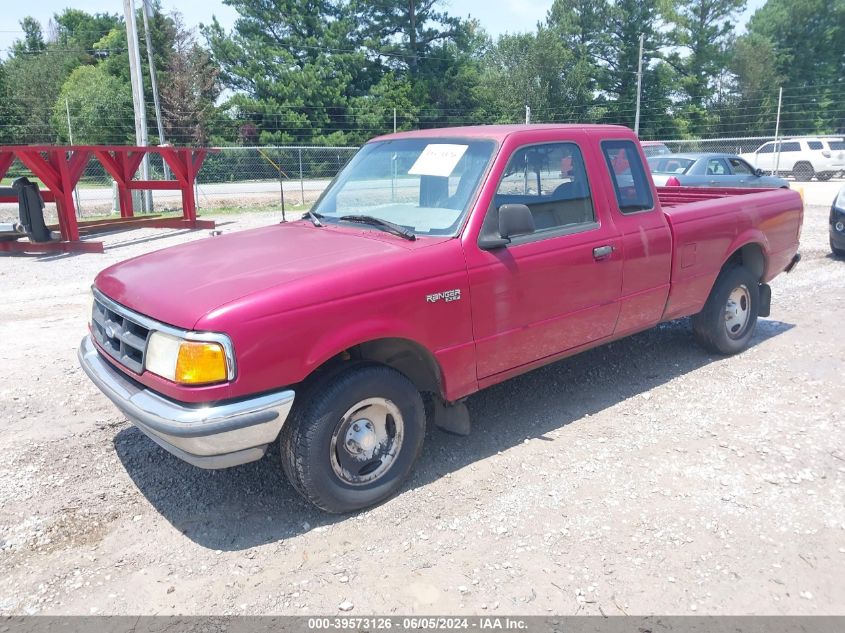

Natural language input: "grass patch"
[197,203,311,216]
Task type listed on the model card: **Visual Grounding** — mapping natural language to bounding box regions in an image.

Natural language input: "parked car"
[831,184,845,257]
[649,153,789,188]
[79,124,803,513]
[641,141,672,157]
[740,138,845,181]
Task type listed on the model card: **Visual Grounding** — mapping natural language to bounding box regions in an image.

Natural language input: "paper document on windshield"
[408,144,468,178]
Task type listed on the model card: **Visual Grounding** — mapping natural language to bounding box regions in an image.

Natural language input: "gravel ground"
[0,205,843,616]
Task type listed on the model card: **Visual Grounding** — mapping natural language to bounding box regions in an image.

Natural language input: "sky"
[0,0,768,59]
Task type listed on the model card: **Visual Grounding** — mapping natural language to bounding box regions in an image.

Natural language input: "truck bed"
[659,185,803,321]
[656,185,785,208]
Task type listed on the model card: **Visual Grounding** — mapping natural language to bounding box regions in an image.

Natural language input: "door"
[704,157,731,186]
[727,157,757,186]
[599,139,673,335]
[777,141,802,172]
[753,142,776,170]
[465,139,623,379]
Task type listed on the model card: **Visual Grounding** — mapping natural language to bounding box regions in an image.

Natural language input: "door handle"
[593,245,614,260]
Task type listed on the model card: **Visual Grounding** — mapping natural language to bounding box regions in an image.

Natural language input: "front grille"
[91,295,150,374]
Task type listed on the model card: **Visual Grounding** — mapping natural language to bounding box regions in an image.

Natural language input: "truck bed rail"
[656,186,785,208]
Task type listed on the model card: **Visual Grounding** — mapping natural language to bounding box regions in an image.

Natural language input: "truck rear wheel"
[279,364,426,513]
[692,265,760,355]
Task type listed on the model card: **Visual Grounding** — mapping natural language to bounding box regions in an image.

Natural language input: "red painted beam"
[125,180,182,190]
[0,239,104,254]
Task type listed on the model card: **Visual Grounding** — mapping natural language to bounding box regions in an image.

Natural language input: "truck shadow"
[114,317,794,551]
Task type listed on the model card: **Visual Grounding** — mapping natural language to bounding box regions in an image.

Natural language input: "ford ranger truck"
[79,125,803,513]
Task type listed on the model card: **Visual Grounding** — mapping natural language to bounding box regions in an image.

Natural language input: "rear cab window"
[601,140,654,214]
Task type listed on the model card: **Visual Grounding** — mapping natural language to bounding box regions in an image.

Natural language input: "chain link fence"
[658,136,779,155]
[2,136,843,224]
[1,146,360,220]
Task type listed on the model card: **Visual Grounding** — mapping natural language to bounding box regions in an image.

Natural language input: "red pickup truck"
[79,125,802,513]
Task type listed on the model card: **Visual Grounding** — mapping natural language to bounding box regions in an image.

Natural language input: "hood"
[95,221,442,329]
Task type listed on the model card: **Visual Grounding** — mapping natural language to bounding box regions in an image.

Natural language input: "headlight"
[836,221,845,233]
[145,331,231,385]
[86,288,95,326]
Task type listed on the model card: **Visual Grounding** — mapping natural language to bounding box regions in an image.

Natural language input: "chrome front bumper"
[78,335,295,469]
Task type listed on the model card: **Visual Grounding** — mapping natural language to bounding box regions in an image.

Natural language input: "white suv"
[741,138,845,181]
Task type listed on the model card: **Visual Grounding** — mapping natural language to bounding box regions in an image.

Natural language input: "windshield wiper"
[338,215,416,241]
[303,209,323,227]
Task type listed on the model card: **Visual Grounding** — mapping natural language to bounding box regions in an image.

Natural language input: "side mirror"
[498,203,535,239]
[754,168,764,177]
[478,203,536,250]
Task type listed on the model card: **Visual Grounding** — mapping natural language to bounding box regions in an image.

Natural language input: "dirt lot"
[0,204,843,616]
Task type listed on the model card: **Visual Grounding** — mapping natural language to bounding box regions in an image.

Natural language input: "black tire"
[279,364,425,513]
[793,162,814,182]
[692,265,760,355]
[832,237,845,258]
[816,171,834,182]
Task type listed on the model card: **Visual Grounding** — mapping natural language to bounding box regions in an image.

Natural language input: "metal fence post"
[298,148,305,206]
[279,164,286,222]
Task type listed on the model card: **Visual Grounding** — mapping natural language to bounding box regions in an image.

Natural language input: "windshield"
[312,138,496,236]
[648,156,695,174]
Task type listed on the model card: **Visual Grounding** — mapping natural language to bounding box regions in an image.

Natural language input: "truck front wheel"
[280,364,426,513]
[692,265,760,355]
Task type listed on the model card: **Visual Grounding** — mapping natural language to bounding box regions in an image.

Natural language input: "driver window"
[494,142,596,234]
[729,158,753,175]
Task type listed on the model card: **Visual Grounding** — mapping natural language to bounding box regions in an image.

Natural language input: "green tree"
[412,21,488,129]
[745,0,845,134]
[204,0,370,144]
[52,65,134,144]
[663,0,746,135]
[348,73,419,141]
[480,27,594,124]
[3,50,72,143]
[53,9,122,69]
[0,62,24,144]
[595,0,677,138]
[353,0,465,76]
[714,32,782,136]
[11,17,46,56]
[159,14,222,145]
[545,0,607,105]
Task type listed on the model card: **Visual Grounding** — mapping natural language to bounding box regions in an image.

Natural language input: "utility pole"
[123,0,151,212]
[773,87,783,177]
[141,0,170,181]
[393,107,397,133]
[525,105,531,124]
[634,33,644,135]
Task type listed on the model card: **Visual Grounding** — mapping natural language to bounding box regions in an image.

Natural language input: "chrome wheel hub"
[345,419,377,455]
[724,284,751,339]
[330,398,404,486]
